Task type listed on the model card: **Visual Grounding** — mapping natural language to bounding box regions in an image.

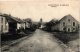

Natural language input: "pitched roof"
[59,14,78,22]
[11,17,23,23]
[0,13,24,23]
[52,14,79,26]
[0,14,15,22]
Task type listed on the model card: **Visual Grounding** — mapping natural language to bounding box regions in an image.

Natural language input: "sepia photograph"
[0,0,80,52]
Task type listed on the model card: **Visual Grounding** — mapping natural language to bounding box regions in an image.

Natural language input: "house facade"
[11,17,26,30]
[24,19,31,29]
[0,15,9,33]
[25,22,30,28]
[52,14,79,32]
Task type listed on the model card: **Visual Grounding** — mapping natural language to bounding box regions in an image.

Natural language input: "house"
[51,14,79,32]
[0,13,25,33]
[24,18,32,29]
[25,22,31,28]
[39,22,46,29]
[0,14,9,33]
[10,17,26,30]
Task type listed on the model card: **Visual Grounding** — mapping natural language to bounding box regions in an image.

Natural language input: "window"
[5,25,7,30]
[63,28,66,31]
[73,28,75,30]
[1,17,3,23]
[73,22,75,26]
[68,19,70,22]
[63,22,65,26]
[1,25,3,32]
[5,20,7,30]
[68,28,70,32]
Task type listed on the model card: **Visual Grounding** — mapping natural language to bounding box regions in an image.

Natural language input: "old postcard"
[0,0,80,52]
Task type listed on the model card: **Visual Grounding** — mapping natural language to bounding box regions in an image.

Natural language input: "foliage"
[43,19,59,31]
[24,18,32,23]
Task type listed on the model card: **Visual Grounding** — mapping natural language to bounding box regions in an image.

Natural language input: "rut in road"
[3,29,69,52]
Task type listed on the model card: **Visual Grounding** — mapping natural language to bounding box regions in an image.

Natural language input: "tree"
[24,18,32,23]
[44,19,59,31]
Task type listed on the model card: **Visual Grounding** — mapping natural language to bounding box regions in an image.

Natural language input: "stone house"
[51,14,79,32]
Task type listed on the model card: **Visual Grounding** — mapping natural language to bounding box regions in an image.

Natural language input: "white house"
[0,13,26,33]
[11,17,26,30]
[24,19,31,29]
[0,15,9,33]
[25,22,30,28]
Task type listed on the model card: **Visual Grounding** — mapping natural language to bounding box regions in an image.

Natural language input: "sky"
[0,0,80,22]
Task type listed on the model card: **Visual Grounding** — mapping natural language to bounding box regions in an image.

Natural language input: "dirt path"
[2,29,69,52]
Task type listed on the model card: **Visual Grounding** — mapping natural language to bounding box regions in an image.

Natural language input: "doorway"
[9,22,17,33]
[68,28,70,32]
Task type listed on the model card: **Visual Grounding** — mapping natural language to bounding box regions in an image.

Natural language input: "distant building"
[0,14,25,33]
[39,18,43,28]
[25,22,31,28]
[24,18,32,29]
[40,18,42,24]
[40,22,46,29]
[51,14,79,32]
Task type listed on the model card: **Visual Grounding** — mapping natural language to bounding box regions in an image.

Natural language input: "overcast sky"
[0,0,80,22]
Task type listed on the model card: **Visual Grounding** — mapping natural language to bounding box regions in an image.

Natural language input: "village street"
[2,29,70,52]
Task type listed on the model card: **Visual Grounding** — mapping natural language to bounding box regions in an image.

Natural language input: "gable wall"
[0,16,9,33]
[59,16,79,32]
